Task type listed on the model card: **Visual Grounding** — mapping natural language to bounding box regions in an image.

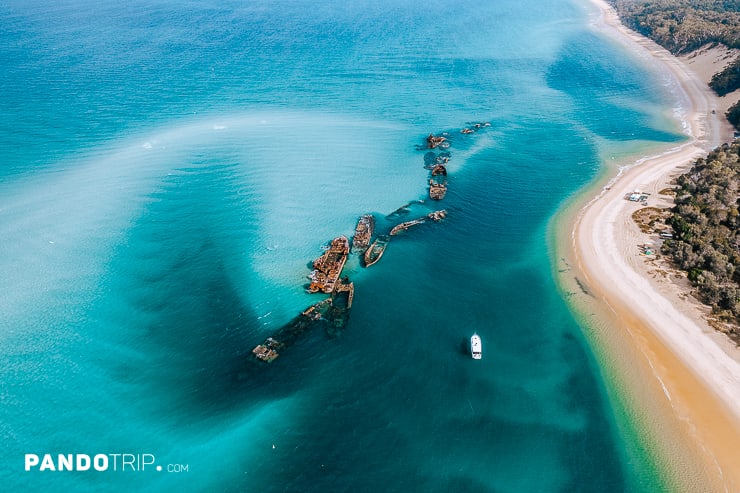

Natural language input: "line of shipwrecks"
[251,123,490,363]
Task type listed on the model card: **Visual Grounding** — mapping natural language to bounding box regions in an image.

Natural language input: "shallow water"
[0,0,685,490]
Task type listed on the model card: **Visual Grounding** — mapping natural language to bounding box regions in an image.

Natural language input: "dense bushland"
[609,1,740,131]
[610,0,740,55]
[664,141,740,326]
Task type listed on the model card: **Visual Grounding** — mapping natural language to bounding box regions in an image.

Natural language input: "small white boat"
[471,333,482,360]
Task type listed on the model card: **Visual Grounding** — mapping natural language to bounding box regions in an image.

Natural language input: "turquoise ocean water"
[0,0,686,491]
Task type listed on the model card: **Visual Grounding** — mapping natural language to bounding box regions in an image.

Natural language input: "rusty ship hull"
[308,236,349,294]
[364,235,389,267]
[429,163,448,200]
[351,214,375,253]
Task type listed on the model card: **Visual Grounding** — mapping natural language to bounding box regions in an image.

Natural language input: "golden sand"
[555,1,740,491]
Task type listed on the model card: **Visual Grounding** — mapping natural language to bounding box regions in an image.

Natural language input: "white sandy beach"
[568,0,740,490]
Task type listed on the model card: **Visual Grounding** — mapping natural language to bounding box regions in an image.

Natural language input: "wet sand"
[559,0,740,490]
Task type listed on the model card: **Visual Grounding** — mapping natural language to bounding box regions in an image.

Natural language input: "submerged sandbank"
[557,0,740,491]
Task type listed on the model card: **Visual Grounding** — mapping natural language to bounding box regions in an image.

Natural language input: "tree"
[665,141,740,324]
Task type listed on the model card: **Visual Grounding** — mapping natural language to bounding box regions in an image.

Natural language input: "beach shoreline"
[558,0,740,490]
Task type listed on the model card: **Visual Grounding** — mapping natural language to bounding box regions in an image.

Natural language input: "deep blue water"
[0,0,685,491]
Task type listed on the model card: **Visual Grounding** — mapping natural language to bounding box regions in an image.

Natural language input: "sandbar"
[561,0,740,490]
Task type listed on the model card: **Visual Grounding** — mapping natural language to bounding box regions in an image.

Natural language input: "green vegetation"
[609,1,740,131]
[609,1,740,55]
[663,141,740,328]
[618,1,740,327]
[711,59,740,132]
[728,101,740,129]
[709,58,740,96]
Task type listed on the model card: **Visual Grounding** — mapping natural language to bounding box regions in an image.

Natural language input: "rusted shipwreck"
[351,214,375,253]
[429,163,448,200]
[307,236,349,293]
[389,210,447,236]
[327,277,354,335]
[426,133,448,149]
[251,278,355,363]
[364,235,390,267]
[251,299,332,363]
